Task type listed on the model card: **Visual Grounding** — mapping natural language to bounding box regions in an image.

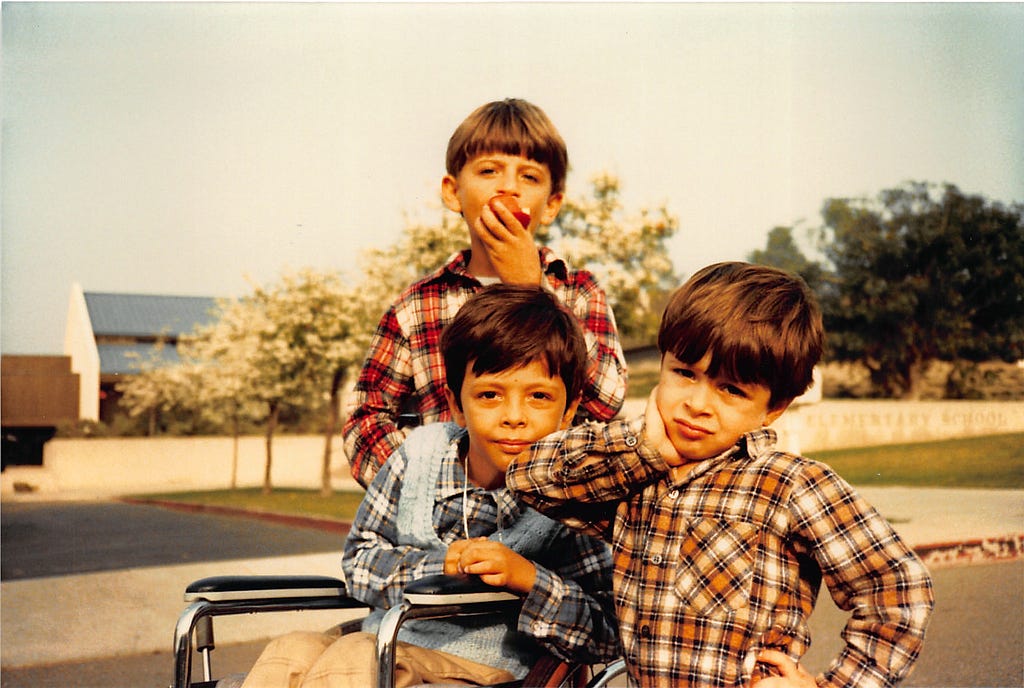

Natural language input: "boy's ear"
[538,192,564,225]
[559,396,582,430]
[762,400,792,427]
[444,385,467,427]
[441,175,462,214]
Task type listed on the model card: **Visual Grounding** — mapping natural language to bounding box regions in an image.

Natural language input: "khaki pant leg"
[240,631,336,688]
[299,632,517,688]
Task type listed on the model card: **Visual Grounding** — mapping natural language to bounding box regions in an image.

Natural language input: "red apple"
[491,195,532,228]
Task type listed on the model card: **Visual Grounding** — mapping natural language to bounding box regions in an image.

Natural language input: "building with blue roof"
[64,283,220,422]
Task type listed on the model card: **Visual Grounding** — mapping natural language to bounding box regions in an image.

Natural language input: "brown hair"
[445,99,569,194]
[441,284,586,411]
[657,262,825,409]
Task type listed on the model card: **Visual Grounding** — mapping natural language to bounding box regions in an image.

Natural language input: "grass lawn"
[810,431,1024,489]
[129,432,1023,522]
[130,487,366,521]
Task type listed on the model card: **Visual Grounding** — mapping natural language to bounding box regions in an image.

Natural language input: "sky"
[3,2,1023,355]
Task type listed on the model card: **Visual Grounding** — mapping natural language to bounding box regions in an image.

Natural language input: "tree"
[243,269,374,495]
[747,225,825,293]
[816,181,1024,398]
[178,312,265,489]
[116,339,211,436]
[549,172,679,343]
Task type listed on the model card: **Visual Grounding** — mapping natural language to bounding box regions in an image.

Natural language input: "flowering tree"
[541,172,679,342]
[116,340,197,436]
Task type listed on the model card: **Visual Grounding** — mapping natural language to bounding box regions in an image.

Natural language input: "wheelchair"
[173,571,627,688]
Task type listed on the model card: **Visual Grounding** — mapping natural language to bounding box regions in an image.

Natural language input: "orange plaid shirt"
[507,416,934,688]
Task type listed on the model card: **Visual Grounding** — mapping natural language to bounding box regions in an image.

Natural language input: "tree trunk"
[230,415,240,490]
[263,401,279,495]
[320,367,348,498]
[901,358,927,401]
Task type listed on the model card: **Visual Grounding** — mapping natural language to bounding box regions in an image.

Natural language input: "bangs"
[667,322,776,389]
[446,99,567,192]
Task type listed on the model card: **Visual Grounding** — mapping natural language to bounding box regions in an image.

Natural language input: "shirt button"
[639,625,652,638]
[650,554,663,565]
[624,435,638,447]
[668,489,679,500]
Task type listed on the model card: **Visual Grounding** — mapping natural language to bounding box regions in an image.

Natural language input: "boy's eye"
[673,367,695,380]
[722,383,749,398]
[477,390,499,400]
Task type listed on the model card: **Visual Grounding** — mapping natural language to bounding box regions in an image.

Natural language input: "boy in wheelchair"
[239,284,621,687]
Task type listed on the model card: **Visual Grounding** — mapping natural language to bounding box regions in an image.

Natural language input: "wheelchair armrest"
[403,573,520,606]
[185,575,348,603]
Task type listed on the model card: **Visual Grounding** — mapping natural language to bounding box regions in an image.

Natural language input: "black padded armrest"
[403,574,520,606]
[185,575,349,603]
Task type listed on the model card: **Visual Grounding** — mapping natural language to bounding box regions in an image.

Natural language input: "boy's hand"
[444,538,537,594]
[750,650,816,688]
[643,387,684,467]
[475,200,544,286]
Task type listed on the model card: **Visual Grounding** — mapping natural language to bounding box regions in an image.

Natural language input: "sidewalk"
[2,487,1022,668]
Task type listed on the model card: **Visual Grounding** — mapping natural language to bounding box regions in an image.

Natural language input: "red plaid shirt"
[507,417,935,688]
[342,247,627,486]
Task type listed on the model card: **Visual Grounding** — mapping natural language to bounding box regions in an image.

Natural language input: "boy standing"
[507,262,934,688]
[343,98,627,487]
[243,285,619,687]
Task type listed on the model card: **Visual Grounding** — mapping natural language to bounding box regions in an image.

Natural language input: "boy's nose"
[496,170,520,194]
[501,399,527,426]
[683,383,712,414]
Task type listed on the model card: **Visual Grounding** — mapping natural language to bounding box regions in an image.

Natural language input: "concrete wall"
[3,400,1023,498]
[2,434,359,497]
[612,399,1024,456]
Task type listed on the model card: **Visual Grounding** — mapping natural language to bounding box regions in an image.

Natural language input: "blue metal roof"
[84,292,219,338]
[97,343,184,375]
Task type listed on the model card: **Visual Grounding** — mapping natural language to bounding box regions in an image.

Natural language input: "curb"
[126,497,1023,570]
[913,533,1024,569]
[119,497,352,536]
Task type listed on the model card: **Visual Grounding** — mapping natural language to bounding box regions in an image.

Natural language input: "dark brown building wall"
[1,355,80,427]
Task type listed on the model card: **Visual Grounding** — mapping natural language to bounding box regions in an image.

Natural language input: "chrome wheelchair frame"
[173,572,626,688]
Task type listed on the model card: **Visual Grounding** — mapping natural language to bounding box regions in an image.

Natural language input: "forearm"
[568,284,627,421]
[342,400,406,487]
[817,549,933,688]
[795,467,935,687]
[519,567,621,663]
[507,417,661,533]
[579,329,628,421]
[342,533,445,609]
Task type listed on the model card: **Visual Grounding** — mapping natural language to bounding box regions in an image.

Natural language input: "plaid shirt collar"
[664,428,779,489]
[436,432,527,521]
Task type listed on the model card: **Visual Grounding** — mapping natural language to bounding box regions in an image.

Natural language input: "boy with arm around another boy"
[342,98,627,487]
[507,262,934,688]
[242,284,620,687]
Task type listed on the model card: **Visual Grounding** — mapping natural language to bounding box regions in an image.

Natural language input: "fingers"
[445,538,499,574]
[754,651,816,688]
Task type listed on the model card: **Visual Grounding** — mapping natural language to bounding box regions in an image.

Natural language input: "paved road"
[1,500,344,580]
[2,500,1022,687]
[4,560,1021,688]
